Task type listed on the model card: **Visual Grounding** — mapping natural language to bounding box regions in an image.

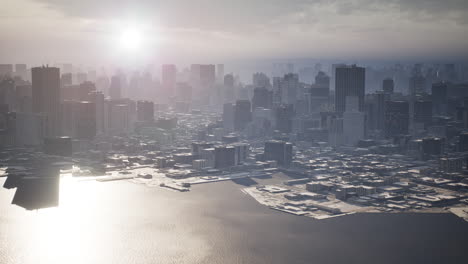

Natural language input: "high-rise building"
[413,100,432,128]
[224,74,235,102]
[0,64,14,78]
[200,64,216,90]
[14,64,27,80]
[335,65,365,113]
[252,87,273,109]
[253,73,270,89]
[422,137,445,160]
[32,66,61,137]
[343,96,365,146]
[216,64,224,83]
[89,91,105,135]
[409,64,426,95]
[234,100,252,131]
[432,82,448,115]
[75,101,96,139]
[385,101,409,138]
[280,73,299,106]
[137,100,154,122]
[315,71,330,88]
[109,75,122,100]
[61,73,73,87]
[223,103,234,130]
[264,140,293,166]
[275,104,294,133]
[383,78,394,94]
[214,146,236,169]
[162,64,176,99]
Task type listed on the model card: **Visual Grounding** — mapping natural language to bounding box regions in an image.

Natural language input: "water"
[1,176,467,264]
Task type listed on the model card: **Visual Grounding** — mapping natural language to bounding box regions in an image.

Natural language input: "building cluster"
[0,61,467,214]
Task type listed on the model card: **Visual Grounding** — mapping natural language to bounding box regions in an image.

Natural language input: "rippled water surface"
[1,176,467,264]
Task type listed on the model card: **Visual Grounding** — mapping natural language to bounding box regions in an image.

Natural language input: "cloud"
[1,0,467,64]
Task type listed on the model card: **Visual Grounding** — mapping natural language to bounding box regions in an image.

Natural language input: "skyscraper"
[335,65,365,113]
[216,64,224,83]
[385,101,409,138]
[162,64,177,99]
[109,75,122,100]
[137,101,154,122]
[32,66,61,137]
[234,100,252,131]
[383,78,394,94]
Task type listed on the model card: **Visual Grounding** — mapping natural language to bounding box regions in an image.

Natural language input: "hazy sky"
[1,0,468,66]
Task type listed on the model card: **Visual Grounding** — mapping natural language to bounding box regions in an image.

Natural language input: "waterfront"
[1,176,467,264]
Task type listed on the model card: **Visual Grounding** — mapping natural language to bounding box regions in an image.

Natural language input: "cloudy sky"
[1,0,468,66]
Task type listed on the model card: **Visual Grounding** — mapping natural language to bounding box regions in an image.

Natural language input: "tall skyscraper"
[252,87,273,109]
[383,78,394,94]
[385,101,409,138]
[343,96,365,146]
[137,101,154,122]
[234,100,252,131]
[335,65,365,113]
[216,64,224,83]
[162,64,176,99]
[109,75,122,100]
[32,66,61,137]
[432,82,448,115]
[200,64,216,90]
[280,73,299,106]
[315,71,330,88]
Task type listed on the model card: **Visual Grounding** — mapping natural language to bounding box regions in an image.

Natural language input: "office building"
[385,101,409,138]
[343,96,365,146]
[252,87,273,109]
[383,78,394,94]
[32,66,61,137]
[137,101,154,122]
[162,64,176,99]
[234,100,252,131]
[109,75,122,100]
[264,140,293,166]
[335,65,365,112]
[214,146,236,169]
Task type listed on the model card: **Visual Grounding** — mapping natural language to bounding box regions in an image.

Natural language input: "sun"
[119,28,143,51]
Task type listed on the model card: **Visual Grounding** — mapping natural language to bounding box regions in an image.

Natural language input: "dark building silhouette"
[264,140,293,166]
[32,66,61,137]
[234,100,251,131]
[385,101,409,138]
[335,65,365,113]
[383,78,394,94]
[137,101,154,122]
[422,137,445,160]
[252,87,272,109]
[224,74,235,102]
[275,104,294,133]
[315,71,330,88]
[432,82,448,115]
[409,64,426,95]
[214,145,235,169]
[61,73,73,86]
[459,132,468,152]
[75,101,96,139]
[413,100,432,128]
[44,136,72,156]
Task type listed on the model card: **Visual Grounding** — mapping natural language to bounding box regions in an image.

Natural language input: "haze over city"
[1,1,468,264]
[2,0,468,66]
